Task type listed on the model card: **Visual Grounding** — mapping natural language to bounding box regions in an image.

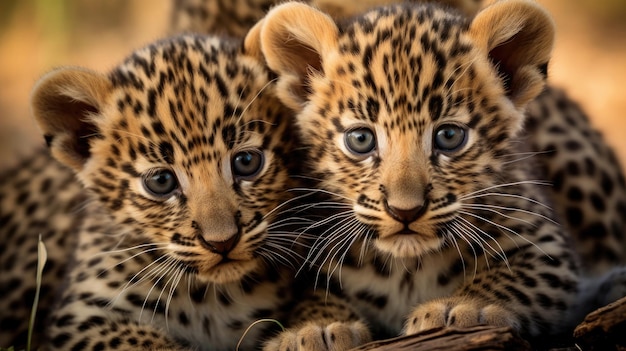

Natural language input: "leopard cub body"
[257,0,595,339]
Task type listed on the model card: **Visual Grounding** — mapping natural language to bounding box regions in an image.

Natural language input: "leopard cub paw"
[404,297,519,335]
[264,320,371,351]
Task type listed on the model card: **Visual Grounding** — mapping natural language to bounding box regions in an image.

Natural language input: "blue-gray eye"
[143,169,178,196]
[232,150,264,179]
[345,128,376,155]
[434,124,467,152]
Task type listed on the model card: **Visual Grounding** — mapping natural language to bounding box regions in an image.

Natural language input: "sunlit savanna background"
[0,0,625,169]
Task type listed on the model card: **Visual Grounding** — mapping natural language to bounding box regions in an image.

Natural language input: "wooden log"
[574,295,626,350]
[350,325,531,351]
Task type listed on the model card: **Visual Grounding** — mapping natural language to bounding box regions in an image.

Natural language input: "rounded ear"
[469,0,555,108]
[31,67,112,171]
[243,19,265,62]
[259,2,339,111]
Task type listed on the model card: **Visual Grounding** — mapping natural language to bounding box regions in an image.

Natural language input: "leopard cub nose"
[192,220,241,255]
[384,201,427,224]
[198,232,241,255]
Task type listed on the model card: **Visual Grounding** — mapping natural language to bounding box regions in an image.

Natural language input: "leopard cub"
[1,32,366,350]
[256,0,582,340]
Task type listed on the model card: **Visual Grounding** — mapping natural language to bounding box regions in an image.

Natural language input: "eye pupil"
[143,169,178,196]
[345,128,376,155]
[233,150,264,179]
[434,124,467,152]
[155,173,170,184]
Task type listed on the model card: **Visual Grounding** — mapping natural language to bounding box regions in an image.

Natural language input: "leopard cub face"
[32,35,298,285]
[258,1,555,259]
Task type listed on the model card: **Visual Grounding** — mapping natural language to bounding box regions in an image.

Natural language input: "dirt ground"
[0,0,624,169]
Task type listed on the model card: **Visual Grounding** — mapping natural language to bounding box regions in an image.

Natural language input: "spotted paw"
[264,321,371,351]
[404,297,519,335]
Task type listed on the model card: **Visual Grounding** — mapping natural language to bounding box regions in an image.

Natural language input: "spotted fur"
[0,151,83,348]
[169,0,482,38]
[525,87,626,275]
[257,0,588,340]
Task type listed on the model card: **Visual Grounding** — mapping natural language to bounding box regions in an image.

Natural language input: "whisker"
[460,192,552,210]
[459,180,551,199]
[462,203,557,226]
[498,150,553,165]
[444,223,468,280]
[98,246,166,280]
[456,215,508,268]
[328,219,367,284]
[449,220,484,275]
[236,77,278,125]
[116,254,171,319]
[459,210,551,261]
[164,267,185,330]
[262,190,320,220]
[150,258,180,327]
[307,212,357,264]
[287,187,353,202]
[96,242,169,256]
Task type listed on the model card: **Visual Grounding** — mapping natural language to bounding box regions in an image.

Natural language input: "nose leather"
[198,231,241,255]
[384,200,428,224]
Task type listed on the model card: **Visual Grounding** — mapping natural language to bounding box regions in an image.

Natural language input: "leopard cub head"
[31,35,298,284]
[255,0,554,258]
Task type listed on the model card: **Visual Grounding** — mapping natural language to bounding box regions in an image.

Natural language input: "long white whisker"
[456,215,507,268]
[444,224,467,280]
[460,192,552,210]
[164,266,185,330]
[459,210,551,260]
[449,221,481,276]
[151,258,181,326]
[97,246,166,279]
[500,150,553,165]
[287,187,353,202]
[459,180,551,199]
[96,242,169,256]
[236,77,277,125]
[328,218,366,281]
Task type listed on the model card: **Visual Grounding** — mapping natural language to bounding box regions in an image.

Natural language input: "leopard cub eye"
[433,124,468,153]
[345,127,376,155]
[143,169,178,197]
[232,149,264,180]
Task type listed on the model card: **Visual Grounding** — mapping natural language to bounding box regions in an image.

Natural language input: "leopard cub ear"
[469,0,555,108]
[31,67,112,172]
[256,2,339,111]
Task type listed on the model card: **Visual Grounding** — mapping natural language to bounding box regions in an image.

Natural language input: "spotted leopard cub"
[15,33,356,351]
[258,0,580,339]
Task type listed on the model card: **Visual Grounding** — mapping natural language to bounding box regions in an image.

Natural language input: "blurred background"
[0,0,625,169]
